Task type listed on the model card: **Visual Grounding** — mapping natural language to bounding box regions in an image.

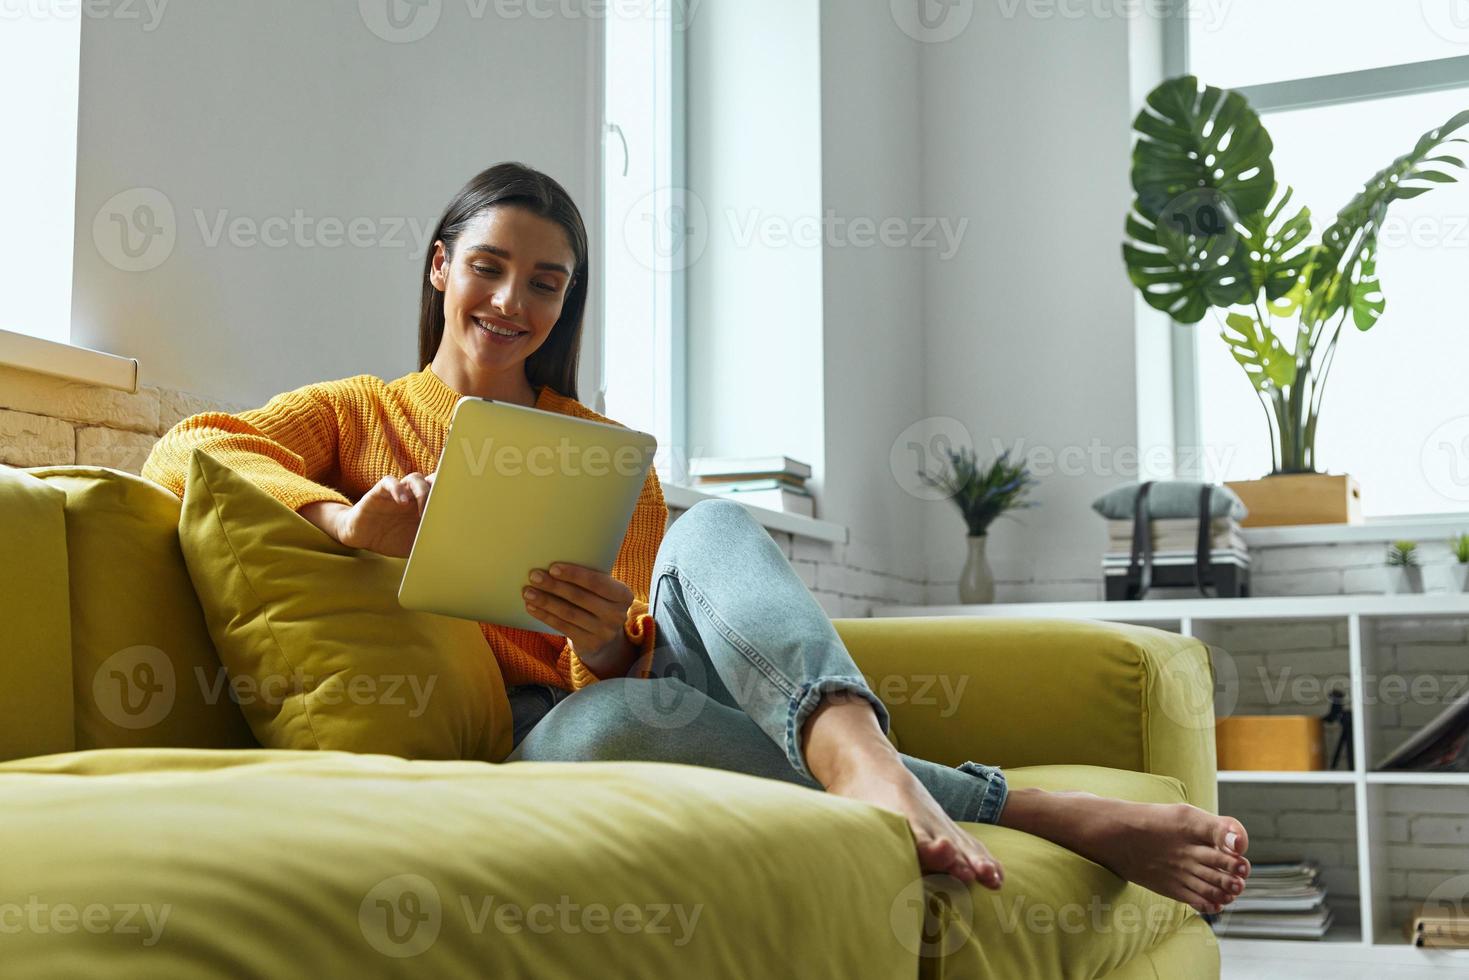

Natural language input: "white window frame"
[1163,1,1469,522]
[598,12,689,486]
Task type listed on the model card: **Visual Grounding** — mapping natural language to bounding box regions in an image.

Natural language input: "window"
[1172,2,1469,517]
[0,13,81,345]
[600,6,687,484]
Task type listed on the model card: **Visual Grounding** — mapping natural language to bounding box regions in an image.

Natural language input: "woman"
[144,163,1250,913]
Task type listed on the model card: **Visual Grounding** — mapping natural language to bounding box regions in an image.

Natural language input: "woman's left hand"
[522,563,635,671]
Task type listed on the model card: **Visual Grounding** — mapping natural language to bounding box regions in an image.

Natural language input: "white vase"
[959,534,995,605]
[1455,564,1469,593]
[1387,566,1425,594]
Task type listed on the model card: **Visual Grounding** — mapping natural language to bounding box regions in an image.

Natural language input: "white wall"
[919,6,1162,599]
[817,0,927,582]
[684,0,825,485]
[70,0,599,409]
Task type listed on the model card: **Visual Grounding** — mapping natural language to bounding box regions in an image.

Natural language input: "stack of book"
[1106,516,1246,555]
[1209,861,1333,940]
[1405,903,1469,948]
[1102,516,1250,589]
[689,456,814,518]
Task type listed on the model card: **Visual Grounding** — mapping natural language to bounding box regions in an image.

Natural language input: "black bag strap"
[1194,485,1217,598]
[1124,481,1155,600]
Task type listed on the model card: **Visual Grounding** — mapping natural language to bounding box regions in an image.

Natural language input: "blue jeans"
[504,497,1007,824]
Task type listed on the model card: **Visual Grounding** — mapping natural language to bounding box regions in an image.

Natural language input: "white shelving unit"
[874,595,1469,969]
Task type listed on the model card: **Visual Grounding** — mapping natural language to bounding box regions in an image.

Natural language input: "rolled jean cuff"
[957,761,1008,824]
[785,675,892,782]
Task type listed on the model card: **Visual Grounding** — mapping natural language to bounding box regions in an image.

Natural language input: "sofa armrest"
[0,467,75,762]
[832,616,1218,812]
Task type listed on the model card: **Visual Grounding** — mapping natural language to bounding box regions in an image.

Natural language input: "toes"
[1185,871,1235,909]
[1175,882,1222,916]
[958,835,1004,888]
[1187,844,1250,880]
[1218,815,1249,856]
[916,834,967,878]
[1189,862,1243,900]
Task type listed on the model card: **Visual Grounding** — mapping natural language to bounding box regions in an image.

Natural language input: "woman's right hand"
[305,472,435,558]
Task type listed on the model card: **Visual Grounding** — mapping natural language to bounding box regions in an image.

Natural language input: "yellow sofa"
[0,464,1221,978]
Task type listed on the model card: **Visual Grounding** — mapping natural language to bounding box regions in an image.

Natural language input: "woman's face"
[429,205,577,377]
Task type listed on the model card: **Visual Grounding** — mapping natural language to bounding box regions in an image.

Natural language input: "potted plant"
[917,448,1038,604]
[1452,533,1469,593]
[1386,540,1424,595]
[1122,76,1469,526]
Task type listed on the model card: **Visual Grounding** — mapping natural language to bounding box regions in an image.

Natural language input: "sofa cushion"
[20,465,256,751]
[0,749,923,977]
[0,467,75,761]
[178,449,513,762]
[925,764,1216,980]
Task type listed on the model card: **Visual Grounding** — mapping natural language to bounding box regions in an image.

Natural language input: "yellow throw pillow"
[22,465,256,751]
[178,449,513,762]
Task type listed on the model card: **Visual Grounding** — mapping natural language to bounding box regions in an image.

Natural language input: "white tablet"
[397,395,657,633]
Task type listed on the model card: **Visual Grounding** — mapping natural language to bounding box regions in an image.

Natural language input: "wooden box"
[1216,715,1325,771]
[1226,473,1362,527]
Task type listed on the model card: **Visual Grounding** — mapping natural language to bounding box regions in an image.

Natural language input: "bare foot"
[801,696,1002,889]
[1001,789,1250,914]
[825,752,1004,890]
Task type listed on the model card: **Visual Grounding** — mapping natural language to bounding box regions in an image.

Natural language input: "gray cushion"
[1091,481,1247,521]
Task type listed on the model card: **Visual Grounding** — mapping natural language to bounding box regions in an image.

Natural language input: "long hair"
[417,162,588,400]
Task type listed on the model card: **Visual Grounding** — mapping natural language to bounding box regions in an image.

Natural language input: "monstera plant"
[1123,75,1469,475]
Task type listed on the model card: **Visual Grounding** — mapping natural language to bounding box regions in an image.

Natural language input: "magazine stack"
[1209,861,1333,940]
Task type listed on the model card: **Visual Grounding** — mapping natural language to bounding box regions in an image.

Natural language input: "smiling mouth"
[473,317,528,339]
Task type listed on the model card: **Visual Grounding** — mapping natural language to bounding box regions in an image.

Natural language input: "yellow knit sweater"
[142,365,668,691]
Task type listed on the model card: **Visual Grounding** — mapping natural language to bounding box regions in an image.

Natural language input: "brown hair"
[417,162,588,400]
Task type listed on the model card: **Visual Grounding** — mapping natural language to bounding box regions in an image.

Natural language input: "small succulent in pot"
[1385,540,1424,595]
[918,447,1039,604]
[1452,533,1469,592]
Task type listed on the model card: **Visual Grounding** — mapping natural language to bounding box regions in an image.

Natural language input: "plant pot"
[1225,473,1362,528]
[959,534,995,605]
[1455,565,1469,593]
[1386,566,1425,595]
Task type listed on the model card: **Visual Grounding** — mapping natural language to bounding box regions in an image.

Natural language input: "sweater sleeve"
[562,463,669,690]
[141,382,353,512]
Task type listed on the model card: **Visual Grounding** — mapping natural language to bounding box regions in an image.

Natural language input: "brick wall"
[0,363,246,473]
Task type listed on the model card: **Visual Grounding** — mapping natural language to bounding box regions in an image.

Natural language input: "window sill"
[0,329,138,392]
[1241,513,1469,548]
[661,482,848,544]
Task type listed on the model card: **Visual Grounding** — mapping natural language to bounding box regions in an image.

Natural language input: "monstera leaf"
[1307,108,1469,329]
[1129,75,1276,220]
[1242,184,1313,302]
[1123,75,1277,323]
[1123,205,1251,322]
[1223,312,1297,391]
